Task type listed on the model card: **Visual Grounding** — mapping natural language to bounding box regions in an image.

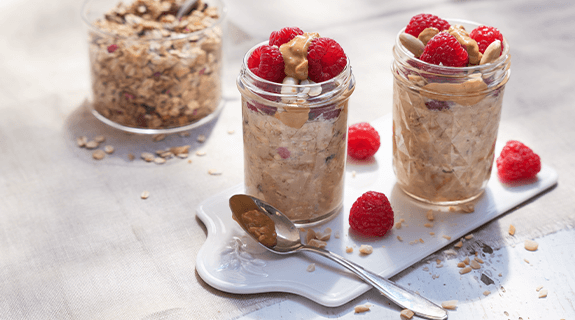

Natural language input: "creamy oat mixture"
[87,0,222,129]
[242,99,348,222]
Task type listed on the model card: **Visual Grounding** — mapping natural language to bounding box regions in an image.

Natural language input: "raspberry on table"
[307,37,347,83]
[405,13,450,38]
[347,122,381,160]
[470,25,504,54]
[349,191,394,237]
[269,27,304,47]
[247,45,285,82]
[496,140,541,183]
[420,32,469,67]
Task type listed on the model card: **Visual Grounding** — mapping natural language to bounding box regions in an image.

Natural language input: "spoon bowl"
[229,194,448,320]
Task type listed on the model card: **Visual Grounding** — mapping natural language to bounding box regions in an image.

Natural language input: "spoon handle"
[300,245,447,320]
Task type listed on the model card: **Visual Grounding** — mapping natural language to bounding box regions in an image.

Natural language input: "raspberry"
[349,191,394,237]
[269,27,304,47]
[405,13,450,38]
[420,32,469,67]
[247,45,285,82]
[470,25,504,54]
[425,100,451,111]
[347,122,381,160]
[307,37,347,83]
[107,44,118,53]
[496,140,541,183]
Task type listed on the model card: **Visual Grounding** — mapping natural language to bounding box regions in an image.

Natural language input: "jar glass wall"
[391,19,511,205]
[237,42,355,225]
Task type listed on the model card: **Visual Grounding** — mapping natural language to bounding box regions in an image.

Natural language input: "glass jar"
[237,42,355,225]
[82,0,226,134]
[391,19,511,205]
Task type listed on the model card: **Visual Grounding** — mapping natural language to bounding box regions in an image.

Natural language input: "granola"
[86,0,223,130]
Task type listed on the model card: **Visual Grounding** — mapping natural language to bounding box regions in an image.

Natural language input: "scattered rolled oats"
[345,246,353,253]
[424,223,433,228]
[457,262,466,268]
[442,235,451,240]
[461,203,475,213]
[92,150,106,160]
[395,221,402,229]
[429,232,435,236]
[306,263,316,272]
[177,153,189,159]
[354,304,371,313]
[316,228,332,241]
[141,152,155,162]
[444,249,457,256]
[359,244,373,255]
[524,239,539,251]
[397,236,403,241]
[463,257,470,265]
[77,136,88,147]
[334,231,340,239]
[153,134,166,142]
[104,145,115,154]
[459,266,472,274]
[94,135,106,143]
[426,209,434,221]
[305,229,316,244]
[464,234,473,240]
[509,224,516,236]
[483,290,491,296]
[154,157,166,164]
[128,153,135,161]
[170,145,190,155]
[524,259,530,264]
[141,190,150,199]
[469,259,481,269]
[441,300,457,310]
[536,285,544,292]
[400,309,415,319]
[85,141,99,149]
[474,257,484,264]
[538,289,548,298]
[454,241,463,248]
[351,170,356,178]
[196,150,207,156]
[197,134,206,143]
[208,169,222,175]
[178,131,191,137]
[227,129,235,134]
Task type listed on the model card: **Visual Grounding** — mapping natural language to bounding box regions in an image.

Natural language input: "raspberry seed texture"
[348,122,381,160]
[307,37,347,83]
[247,45,285,82]
[470,25,504,54]
[419,32,469,67]
[496,140,541,183]
[269,27,304,47]
[349,191,394,237]
[405,13,451,38]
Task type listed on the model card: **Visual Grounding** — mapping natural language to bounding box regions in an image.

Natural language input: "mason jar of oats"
[82,0,225,133]
[391,19,511,205]
[237,39,355,225]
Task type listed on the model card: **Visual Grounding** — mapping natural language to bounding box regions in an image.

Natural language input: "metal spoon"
[175,0,199,20]
[229,194,448,320]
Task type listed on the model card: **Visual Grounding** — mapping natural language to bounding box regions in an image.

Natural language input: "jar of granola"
[82,0,225,133]
[391,19,511,205]
[237,41,355,225]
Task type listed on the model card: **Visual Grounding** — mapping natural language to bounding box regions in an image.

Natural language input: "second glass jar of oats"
[82,0,225,133]
[237,41,355,225]
[391,19,511,205]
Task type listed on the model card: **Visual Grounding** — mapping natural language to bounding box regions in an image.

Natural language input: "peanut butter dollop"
[279,32,320,80]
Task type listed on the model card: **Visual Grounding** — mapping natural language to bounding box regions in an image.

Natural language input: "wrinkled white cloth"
[1,0,574,319]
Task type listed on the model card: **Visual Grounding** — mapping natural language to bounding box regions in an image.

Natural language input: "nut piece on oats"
[85,0,223,131]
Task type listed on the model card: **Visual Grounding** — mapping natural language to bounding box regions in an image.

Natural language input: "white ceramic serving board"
[195,115,558,307]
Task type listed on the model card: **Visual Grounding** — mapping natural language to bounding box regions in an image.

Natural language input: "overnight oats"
[391,14,511,205]
[237,27,355,224]
[82,0,225,133]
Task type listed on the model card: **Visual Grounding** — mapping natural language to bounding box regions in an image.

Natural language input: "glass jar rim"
[394,18,510,71]
[241,40,352,88]
[81,0,227,41]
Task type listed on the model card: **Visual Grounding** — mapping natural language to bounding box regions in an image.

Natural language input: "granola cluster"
[87,0,223,130]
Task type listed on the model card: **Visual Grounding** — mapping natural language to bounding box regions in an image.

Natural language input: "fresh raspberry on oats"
[496,140,541,183]
[269,27,304,47]
[420,32,469,67]
[348,122,381,160]
[307,37,347,83]
[247,45,285,82]
[349,191,394,237]
[470,25,504,54]
[405,13,450,38]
